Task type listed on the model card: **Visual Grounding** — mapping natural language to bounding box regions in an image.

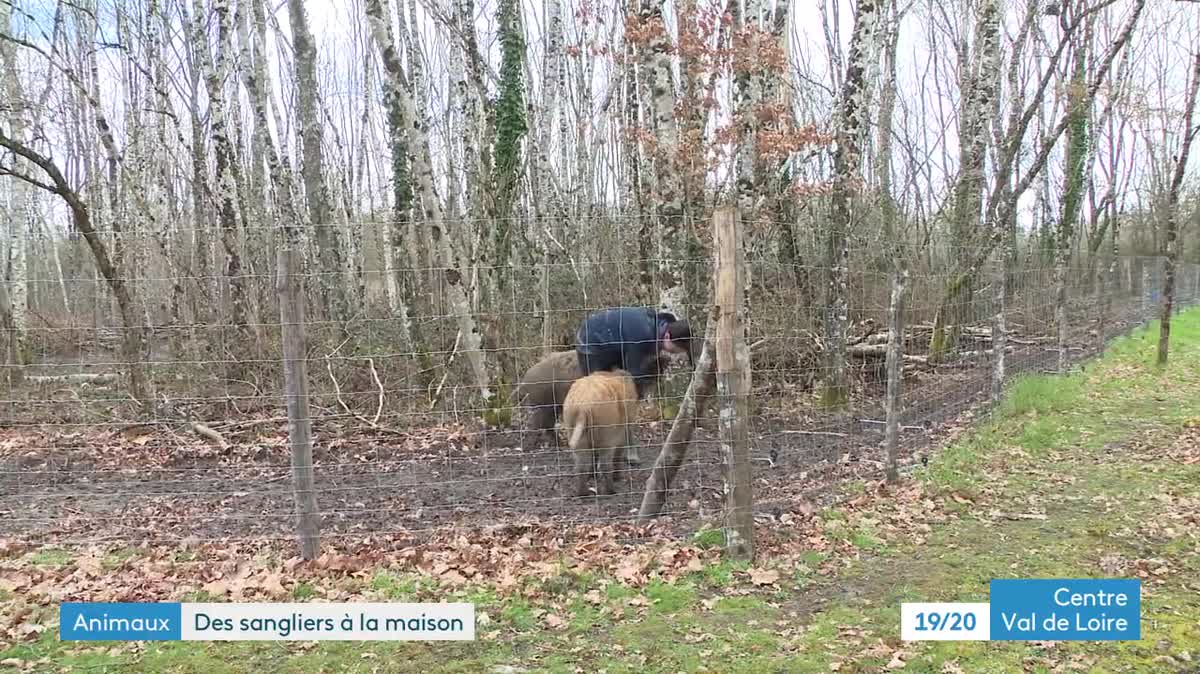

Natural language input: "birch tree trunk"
[822,0,881,407]
[403,0,431,294]
[883,267,907,483]
[239,0,304,230]
[186,50,214,322]
[991,252,1007,402]
[0,0,29,369]
[929,0,1000,361]
[366,0,495,411]
[194,0,251,346]
[635,0,687,315]
[532,0,564,352]
[874,0,901,245]
[145,0,187,348]
[288,0,348,326]
[1157,53,1200,367]
[447,0,501,319]
[374,0,423,358]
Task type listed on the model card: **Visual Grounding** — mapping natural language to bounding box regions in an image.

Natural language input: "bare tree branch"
[0,164,60,194]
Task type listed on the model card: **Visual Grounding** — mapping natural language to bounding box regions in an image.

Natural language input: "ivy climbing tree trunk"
[491,0,527,286]
[489,0,527,384]
[1055,15,1092,374]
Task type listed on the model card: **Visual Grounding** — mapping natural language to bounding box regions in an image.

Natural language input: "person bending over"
[575,307,693,398]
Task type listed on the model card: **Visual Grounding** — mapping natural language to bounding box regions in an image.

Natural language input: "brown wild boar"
[513,350,579,451]
[514,349,666,461]
[561,369,639,497]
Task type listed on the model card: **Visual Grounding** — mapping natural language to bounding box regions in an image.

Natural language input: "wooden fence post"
[713,206,753,560]
[277,245,321,560]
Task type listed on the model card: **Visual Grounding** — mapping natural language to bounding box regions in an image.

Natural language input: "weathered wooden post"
[713,206,753,559]
[277,245,321,560]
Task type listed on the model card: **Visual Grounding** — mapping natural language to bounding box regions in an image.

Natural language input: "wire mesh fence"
[1,214,1198,559]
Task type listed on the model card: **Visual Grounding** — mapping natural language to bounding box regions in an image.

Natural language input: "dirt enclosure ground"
[0,297,1166,550]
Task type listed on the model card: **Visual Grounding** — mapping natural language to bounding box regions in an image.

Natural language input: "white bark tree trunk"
[0,0,29,365]
[930,0,1001,360]
[288,0,348,323]
[883,267,907,484]
[635,0,686,315]
[533,0,564,352]
[366,0,494,408]
[193,0,251,341]
[372,0,418,352]
[1157,53,1200,367]
[823,0,882,407]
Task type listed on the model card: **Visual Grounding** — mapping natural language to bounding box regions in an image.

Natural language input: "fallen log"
[191,422,230,449]
[27,373,118,385]
[847,344,930,365]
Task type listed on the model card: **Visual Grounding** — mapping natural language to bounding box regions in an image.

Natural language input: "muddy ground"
[0,296,1164,548]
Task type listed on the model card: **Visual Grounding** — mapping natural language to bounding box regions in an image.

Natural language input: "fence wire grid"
[1,214,1198,557]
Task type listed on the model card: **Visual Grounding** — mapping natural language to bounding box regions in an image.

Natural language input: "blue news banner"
[901,579,1140,641]
[60,603,475,641]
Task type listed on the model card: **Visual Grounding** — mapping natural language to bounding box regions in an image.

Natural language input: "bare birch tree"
[0,0,29,373]
[365,0,496,413]
[288,0,349,325]
[823,0,882,407]
[1157,51,1200,366]
[928,0,1000,361]
[193,0,253,349]
[630,0,687,316]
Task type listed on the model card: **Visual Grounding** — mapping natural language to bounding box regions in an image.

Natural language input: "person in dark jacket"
[575,307,693,398]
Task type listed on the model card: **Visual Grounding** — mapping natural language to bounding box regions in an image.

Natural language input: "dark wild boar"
[514,349,666,460]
